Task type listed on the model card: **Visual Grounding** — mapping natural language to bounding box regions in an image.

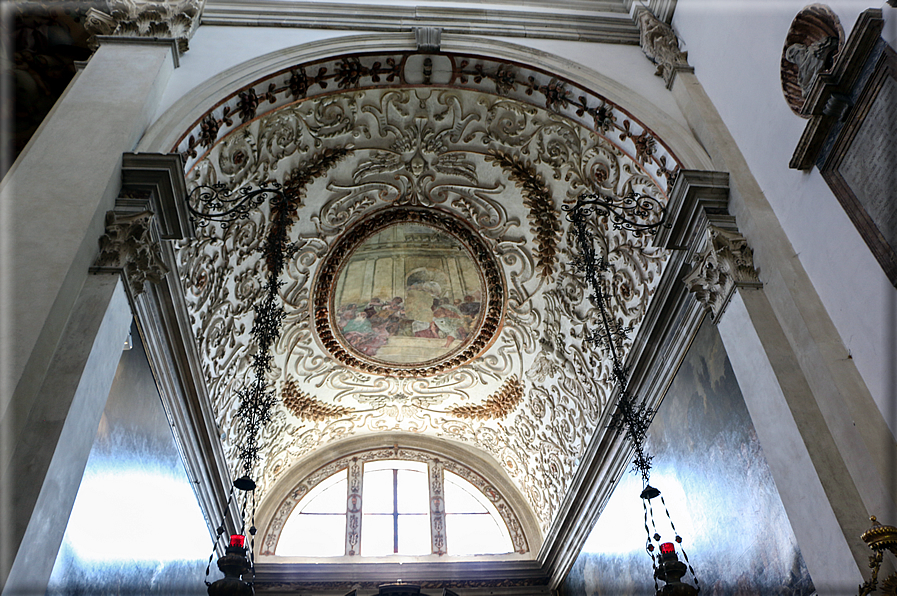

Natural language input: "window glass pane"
[365,459,427,473]
[443,471,487,513]
[446,513,512,555]
[278,513,346,556]
[398,514,431,555]
[301,471,349,513]
[362,469,394,514]
[397,469,429,513]
[361,514,395,556]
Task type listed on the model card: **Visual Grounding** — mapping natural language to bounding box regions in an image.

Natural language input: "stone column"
[0,34,180,590]
[661,170,896,592]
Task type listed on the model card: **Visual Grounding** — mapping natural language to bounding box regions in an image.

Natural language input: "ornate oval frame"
[780,3,844,116]
[313,206,504,377]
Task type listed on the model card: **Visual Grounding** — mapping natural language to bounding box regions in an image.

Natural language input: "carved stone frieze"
[635,7,693,89]
[683,224,761,322]
[96,209,170,296]
[85,0,203,52]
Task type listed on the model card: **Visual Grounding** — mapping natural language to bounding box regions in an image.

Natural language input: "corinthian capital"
[634,7,692,89]
[683,225,761,322]
[96,210,170,297]
[85,0,203,53]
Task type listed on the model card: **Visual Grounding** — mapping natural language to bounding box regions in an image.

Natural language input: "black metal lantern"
[564,190,700,595]
[207,534,254,596]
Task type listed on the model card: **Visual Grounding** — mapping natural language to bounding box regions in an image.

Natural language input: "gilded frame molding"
[312,206,505,377]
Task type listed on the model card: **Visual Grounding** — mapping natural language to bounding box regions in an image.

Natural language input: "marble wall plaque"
[822,43,897,286]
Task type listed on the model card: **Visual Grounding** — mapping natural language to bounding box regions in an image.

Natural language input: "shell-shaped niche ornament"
[312,206,504,377]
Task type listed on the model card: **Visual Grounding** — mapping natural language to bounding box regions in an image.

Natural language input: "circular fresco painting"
[314,208,503,376]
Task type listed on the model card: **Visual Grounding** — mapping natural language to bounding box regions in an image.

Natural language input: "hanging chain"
[204,484,237,587]
[564,192,703,593]
[643,497,660,593]
[563,193,667,484]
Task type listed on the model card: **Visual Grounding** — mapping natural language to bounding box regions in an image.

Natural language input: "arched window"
[271,451,525,557]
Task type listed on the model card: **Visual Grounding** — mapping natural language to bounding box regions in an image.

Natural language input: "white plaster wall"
[155,27,367,119]
[673,1,897,436]
[155,26,691,142]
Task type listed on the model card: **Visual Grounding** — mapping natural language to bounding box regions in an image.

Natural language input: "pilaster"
[2,275,132,596]
[663,165,896,591]
[0,38,177,589]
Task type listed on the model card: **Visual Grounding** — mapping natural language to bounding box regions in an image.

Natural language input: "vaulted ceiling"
[172,48,680,547]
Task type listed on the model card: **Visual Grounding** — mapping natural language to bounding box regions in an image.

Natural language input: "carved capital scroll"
[95,210,170,297]
[634,7,693,89]
[85,0,203,53]
[683,225,761,322]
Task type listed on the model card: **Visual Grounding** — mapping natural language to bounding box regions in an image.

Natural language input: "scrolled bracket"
[187,182,287,229]
[563,191,670,237]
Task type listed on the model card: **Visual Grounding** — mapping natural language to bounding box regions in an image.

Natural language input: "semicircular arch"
[256,432,543,559]
[138,33,713,174]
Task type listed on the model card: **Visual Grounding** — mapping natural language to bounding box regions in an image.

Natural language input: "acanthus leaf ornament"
[683,224,762,323]
[635,7,693,89]
[95,209,169,297]
[85,0,202,53]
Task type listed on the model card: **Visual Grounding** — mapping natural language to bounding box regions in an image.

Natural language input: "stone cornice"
[121,152,194,240]
[659,170,761,323]
[200,0,640,44]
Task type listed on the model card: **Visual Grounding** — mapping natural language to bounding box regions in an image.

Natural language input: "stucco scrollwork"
[175,85,670,533]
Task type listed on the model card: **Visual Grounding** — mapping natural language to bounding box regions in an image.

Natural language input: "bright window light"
[63,468,210,562]
[443,471,513,555]
[275,458,517,557]
[277,469,348,556]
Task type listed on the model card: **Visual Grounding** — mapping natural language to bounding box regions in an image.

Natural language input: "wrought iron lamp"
[188,181,298,595]
[564,189,699,595]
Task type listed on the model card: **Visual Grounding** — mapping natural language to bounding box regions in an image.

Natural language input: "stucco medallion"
[313,207,504,377]
[780,4,843,116]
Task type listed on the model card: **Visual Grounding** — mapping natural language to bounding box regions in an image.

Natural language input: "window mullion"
[429,459,446,555]
[393,468,399,554]
[346,458,363,556]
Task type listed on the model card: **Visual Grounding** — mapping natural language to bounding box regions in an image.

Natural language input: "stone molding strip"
[94,35,181,68]
[200,0,639,44]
